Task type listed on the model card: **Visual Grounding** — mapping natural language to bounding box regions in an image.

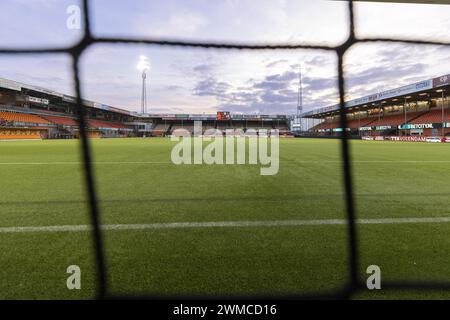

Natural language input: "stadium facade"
[303,74,450,138]
[0,77,291,140]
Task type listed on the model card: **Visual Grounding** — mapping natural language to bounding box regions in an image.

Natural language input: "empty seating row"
[409,109,450,124]
[0,129,43,139]
[153,124,170,131]
[88,119,127,129]
[43,116,78,126]
[0,111,49,124]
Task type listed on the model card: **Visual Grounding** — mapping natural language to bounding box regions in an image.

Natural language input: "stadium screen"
[216,111,231,120]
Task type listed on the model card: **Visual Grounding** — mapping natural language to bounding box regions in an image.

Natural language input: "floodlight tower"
[296,64,303,131]
[137,55,150,114]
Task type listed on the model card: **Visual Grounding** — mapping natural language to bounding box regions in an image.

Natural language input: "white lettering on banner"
[406,123,433,129]
[302,77,436,117]
[27,96,49,105]
[375,126,391,130]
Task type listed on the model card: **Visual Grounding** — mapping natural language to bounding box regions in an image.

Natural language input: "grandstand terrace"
[303,74,450,138]
[144,114,291,137]
[0,77,292,139]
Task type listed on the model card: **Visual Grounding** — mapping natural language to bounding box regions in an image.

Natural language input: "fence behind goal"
[1,0,449,299]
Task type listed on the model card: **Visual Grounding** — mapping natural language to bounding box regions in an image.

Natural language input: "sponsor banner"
[302,76,439,117]
[359,126,372,131]
[386,136,428,142]
[386,136,446,143]
[82,100,94,108]
[375,125,392,131]
[332,128,351,132]
[398,123,435,130]
[426,137,442,143]
[376,80,432,101]
[362,136,385,141]
[27,96,49,105]
[433,74,450,88]
[189,116,210,121]
[243,114,260,119]
[161,114,176,120]
[93,103,126,114]
[63,95,77,103]
[0,78,21,91]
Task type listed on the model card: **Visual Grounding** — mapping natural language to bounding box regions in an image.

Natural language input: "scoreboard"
[216,111,231,120]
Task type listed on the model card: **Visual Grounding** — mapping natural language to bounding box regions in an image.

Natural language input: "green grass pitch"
[1,137,450,299]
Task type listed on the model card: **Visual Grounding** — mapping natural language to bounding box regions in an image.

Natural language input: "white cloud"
[143,11,208,37]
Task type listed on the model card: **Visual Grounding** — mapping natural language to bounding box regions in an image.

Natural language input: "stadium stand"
[88,119,128,129]
[409,108,450,124]
[43,115,78,126]
[0,128,43,139]
[343,117,377,129]
[171,124,194,133]
[370,111,426,127]
[152,123,170,136]
[0,111,49,125]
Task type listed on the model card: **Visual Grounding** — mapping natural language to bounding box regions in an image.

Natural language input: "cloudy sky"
[0,0,449,115]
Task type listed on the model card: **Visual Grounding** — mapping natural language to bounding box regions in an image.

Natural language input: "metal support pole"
[358,108,361,137]
[404,97,408,137]
[442,90,445,137]
[141,71,147,114]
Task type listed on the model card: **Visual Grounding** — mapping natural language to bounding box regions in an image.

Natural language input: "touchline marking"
[1,217,450,234]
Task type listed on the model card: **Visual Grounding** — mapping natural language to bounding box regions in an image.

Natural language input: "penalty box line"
[1,216,450,234]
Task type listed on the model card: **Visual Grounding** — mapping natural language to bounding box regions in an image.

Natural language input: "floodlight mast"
[137,56,150,114]
[296,64,303,131]
[141,70,147,114]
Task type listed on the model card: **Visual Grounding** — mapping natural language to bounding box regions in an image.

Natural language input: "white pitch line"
[0,161,172,165]
[293,160,450,163]
[1,216,450,234]
[0,160,449,165]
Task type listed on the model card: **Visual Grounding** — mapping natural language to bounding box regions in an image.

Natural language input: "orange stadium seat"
[88,119,127,129]
[0,129,42,139]
[43,116,78,126]
[371,111,424,127]
[409,109,450,124]
[0,111,49,124]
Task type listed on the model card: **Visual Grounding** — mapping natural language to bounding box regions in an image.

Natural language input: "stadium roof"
[0,77,135,116]
[352,0,449,4]
[302,73,450,118]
